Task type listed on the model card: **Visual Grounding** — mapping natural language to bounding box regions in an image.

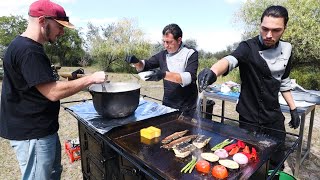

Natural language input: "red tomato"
[212,165,228,179]
[196,160,210,174]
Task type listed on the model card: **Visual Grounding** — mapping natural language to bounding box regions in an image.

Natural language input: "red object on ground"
[65,140,81,163]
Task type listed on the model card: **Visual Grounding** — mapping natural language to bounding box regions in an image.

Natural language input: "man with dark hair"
[0,0,106,179]
[126,23,198,116]
[198,5,300,170]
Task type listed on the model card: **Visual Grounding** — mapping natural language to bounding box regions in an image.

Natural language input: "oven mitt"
[198,68,217,92]
[71,68,84,79]
[289,108,300,129]
[145,69,165,81]
[125,55,139,64]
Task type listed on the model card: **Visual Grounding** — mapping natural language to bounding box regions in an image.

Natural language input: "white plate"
[138,71,153,81]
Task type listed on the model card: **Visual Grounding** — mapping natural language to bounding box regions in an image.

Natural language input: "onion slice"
[233,153,249,165]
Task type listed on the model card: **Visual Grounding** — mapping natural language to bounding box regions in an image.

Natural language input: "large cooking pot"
[88,82,141,118]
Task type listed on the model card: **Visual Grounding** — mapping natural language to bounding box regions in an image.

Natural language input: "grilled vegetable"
[224,143,237,152]
[196,160,210,174]
[181,156,197,173]
[219,159,239,169]
[243,145,250,154]
[201,152,219,162]
[214,149,229,158]
[212,165,228,179]
[211,139,234,151]
[237,140,245,148]
[233,153,249,165]
[229,146,240,156]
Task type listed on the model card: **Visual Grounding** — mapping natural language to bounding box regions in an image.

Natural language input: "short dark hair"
[261,5,289,26]
[162,24,183,40]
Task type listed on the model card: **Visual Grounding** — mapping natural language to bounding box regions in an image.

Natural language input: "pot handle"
[88,88,94,96]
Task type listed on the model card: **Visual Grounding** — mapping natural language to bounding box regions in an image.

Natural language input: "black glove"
[289,108,300,129]
[125,55,139,64]
[198,68,217,92]
[145,69,165,81]
[71,68,84,79]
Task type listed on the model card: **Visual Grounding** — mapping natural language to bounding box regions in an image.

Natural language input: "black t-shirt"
[0,36,60,140]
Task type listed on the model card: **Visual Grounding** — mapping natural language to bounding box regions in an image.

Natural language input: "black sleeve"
[21,52,56,87]
[230,41,250,64]
[282,52,293,80]
[143,52,163,70]
[185,50,198,82]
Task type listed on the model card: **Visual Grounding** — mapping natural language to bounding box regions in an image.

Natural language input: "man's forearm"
[210,58,230,77]
[281,90,297,110]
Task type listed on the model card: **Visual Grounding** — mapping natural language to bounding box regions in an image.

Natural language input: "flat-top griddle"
[105,112,279,180]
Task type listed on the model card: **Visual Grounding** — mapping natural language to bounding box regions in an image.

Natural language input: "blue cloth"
[68,99,177,134]
[217,91,240,98]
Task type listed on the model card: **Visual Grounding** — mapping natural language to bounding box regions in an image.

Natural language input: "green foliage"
[0,15,27,58]
[291,67,320,90]
[0,15,27,46]
[87,18,152,72]
[184,39,198,49]
[198,58,217,70]
[44,28,85,66]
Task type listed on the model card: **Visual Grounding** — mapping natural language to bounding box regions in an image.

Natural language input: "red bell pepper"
[224,143,237,152]
[250,147,257,161]
[243,145,250,154]
[229,146,240,156]
[242,152,252,159]
[237,140,245,149]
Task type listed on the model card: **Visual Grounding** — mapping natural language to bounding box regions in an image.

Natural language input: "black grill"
[74,110,280,180]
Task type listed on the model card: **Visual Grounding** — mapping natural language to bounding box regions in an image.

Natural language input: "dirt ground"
[0,69,319,180]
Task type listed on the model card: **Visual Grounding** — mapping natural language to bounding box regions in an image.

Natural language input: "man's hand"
[289,108,300,129]
[145,69,165,81]
[90,71,106,84]
[125,55,140,64]
[198,68,217,92]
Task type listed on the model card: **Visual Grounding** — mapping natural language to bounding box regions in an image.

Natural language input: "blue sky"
[0,0,247,52]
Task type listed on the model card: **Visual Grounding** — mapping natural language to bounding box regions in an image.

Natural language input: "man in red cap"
[0,0,106,179]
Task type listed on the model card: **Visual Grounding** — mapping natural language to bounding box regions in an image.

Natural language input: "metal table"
[202,91,316,177]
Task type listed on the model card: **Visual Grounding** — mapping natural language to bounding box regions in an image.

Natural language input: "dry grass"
[0,67,319,180]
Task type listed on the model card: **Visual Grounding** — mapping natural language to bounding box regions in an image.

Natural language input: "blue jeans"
[10,132,63,180]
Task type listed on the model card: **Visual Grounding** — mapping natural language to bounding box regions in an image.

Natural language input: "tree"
[184,39,198,49]
[235,0,320,66]
[0,15,27,58]
[45,28,85,66]
[87,18,152,72]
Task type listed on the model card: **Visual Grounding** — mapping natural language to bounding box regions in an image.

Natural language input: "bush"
[291,67,320,90]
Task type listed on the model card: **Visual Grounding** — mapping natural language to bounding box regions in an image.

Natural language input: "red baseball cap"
[29,0,74,29]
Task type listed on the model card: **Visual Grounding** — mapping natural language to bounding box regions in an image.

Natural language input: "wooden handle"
[59,72,86,79]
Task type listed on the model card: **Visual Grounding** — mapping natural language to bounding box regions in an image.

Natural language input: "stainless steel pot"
[88,82,141,118]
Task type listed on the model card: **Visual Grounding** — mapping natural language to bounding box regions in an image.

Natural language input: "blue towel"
[68,99,177,134]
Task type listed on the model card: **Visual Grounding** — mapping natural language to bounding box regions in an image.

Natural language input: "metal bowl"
[88,82,141,118]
